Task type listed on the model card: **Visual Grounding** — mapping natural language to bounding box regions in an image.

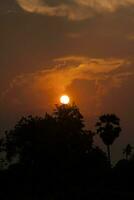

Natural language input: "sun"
[60,95,70,105]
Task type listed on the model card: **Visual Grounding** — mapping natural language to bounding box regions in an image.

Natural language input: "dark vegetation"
[0,104,134,199]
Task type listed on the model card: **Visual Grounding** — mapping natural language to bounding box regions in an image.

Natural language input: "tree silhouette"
[54,103,84,130]
[54,104,96,154]
[96,114,121,167]
[123,144,133,160]
[4,114,58,167]
[0,105,111,199]
[4,104,95,169]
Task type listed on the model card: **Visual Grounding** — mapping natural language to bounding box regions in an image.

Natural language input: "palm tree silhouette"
[96,114,121,167]
[123,144,133,160]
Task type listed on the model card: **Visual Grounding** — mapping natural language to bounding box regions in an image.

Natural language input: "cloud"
[16,0,134,20]
[0,55,133,130]
[127,34,134,40]
[0,56,128,112]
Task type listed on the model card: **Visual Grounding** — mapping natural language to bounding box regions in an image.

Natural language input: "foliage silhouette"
[1,104,110,199]
[2,105,134,199]
[96,114,121,167]
[5,104,95,166]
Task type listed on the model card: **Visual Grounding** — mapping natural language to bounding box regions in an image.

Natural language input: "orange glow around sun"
[60,95,70,104]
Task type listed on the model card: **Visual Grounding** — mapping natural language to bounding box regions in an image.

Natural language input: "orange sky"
[1,0,134,160]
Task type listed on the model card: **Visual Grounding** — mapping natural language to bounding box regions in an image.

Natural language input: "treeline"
[0,104,134,199]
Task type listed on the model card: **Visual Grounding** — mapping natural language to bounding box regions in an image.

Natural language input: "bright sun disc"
[60,95,70,104]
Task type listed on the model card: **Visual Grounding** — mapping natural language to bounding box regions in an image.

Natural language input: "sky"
[1,0,134,161]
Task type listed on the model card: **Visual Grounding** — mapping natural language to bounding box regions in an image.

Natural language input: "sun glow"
[60,95,70,104]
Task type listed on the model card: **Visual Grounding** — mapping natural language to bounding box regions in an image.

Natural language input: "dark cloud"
[16,0,134,20]
[0,0,21,14]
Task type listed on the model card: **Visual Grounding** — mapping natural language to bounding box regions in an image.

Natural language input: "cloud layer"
[1,56,128,117]
[16,0,134,20]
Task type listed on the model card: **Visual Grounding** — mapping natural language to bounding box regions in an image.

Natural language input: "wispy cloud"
[16,0,134,20]
[0,56,128,111]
